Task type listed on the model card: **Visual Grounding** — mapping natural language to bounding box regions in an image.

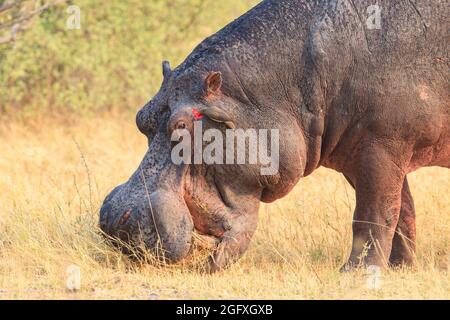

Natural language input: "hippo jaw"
[99,156,261,267]
[99,152,247,263]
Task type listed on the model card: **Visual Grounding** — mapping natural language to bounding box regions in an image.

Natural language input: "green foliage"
[0,0,258,114]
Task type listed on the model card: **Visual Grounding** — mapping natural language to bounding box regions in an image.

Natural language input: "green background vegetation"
[0,0,258,115]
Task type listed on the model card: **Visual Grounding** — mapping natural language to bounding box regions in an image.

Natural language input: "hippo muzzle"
[100,180,194,262]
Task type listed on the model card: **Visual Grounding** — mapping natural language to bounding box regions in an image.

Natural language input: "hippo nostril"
[119,209,132,225]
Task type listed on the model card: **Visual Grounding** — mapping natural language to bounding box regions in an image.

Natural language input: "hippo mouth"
[184,201,229,254]
[191,230,221,252]
[183,168,234,240]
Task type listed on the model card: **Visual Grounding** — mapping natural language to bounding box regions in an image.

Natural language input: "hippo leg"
[389,178,416,267]
[205,211,258,273]
[342,143,406,270]
[343,175,416,268]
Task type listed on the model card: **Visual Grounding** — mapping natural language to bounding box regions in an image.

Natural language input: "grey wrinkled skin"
[101,0,449,271]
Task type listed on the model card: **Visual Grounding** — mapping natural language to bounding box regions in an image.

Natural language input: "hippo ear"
[162,60,172,79]
[205,71,222,96]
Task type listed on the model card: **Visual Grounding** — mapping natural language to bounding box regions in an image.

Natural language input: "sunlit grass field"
[0,112,449,299]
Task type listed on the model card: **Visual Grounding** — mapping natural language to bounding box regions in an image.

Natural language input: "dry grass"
[0,112,449,300]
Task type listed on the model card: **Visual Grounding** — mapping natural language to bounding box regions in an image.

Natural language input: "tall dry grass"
[0,112,449,299]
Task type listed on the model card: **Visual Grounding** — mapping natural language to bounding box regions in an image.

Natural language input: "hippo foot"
[388,248,416,269]
[340,257,387,273]
[340,261,361,273]
[388,258,416,270]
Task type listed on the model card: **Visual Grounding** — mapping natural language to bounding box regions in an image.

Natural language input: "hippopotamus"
[100,0,449,272]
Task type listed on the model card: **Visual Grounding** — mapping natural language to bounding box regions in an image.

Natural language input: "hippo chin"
[101,0,449,272]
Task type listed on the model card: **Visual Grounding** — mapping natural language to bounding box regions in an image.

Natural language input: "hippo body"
[101,0,450,271]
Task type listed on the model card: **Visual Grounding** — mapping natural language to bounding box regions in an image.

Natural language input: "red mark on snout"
[192,108,204,120]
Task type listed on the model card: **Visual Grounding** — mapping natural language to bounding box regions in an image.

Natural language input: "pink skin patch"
[192,108,204,120]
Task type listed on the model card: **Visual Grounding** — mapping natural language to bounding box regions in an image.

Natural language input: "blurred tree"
[0,0,68,44]
[0,0,258,115]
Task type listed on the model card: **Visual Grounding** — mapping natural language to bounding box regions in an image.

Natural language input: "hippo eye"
[176,121,187,130]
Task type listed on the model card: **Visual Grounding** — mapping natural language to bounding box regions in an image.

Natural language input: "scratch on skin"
[408,0,428,34]
[348,0,372,55]
[418,85,430,101]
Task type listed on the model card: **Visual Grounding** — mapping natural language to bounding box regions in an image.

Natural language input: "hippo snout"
[100,184,194,262]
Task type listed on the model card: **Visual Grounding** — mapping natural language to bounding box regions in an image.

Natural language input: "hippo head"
[100,61,305,270]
